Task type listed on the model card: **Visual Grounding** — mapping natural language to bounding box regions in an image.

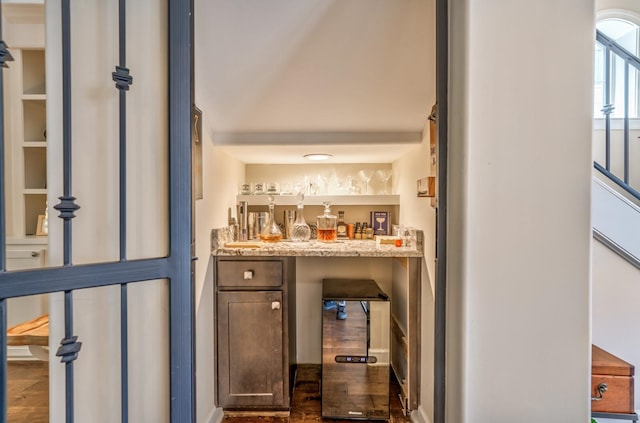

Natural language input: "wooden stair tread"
[593,344,635,376]
[7,314,49,346]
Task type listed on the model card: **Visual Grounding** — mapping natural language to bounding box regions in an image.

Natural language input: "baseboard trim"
[7,346,37,361]
[411,404,432,423]
[206,406,223,423]
[223,410,290,417]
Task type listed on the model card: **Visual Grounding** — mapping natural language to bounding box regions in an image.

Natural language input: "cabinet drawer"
[217,260,283,288]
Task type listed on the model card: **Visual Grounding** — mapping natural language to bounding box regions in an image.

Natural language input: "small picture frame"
[370,211,390,235]
[417,176,436,197]
[36,215,47,236]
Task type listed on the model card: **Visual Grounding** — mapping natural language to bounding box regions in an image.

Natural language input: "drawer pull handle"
[592,382,608,401]
[243,270,254,280]
[271,301,280,310]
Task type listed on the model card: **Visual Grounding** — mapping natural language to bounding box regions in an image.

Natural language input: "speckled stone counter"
[211,227,423,258]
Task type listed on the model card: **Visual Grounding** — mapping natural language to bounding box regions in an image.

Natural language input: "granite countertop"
[211,227,423,258]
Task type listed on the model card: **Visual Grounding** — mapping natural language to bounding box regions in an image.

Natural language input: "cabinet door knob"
[271,301,280,310]
[243,270,254,280]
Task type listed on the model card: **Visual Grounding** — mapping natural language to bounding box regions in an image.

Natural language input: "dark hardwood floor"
[7,360,49,423]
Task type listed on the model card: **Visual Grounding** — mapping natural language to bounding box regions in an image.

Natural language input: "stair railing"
[595,30,640,201]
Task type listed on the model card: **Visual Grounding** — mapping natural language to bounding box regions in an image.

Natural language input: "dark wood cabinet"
[214,257,296,410]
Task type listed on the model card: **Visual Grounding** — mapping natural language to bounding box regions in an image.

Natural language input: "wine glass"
[358,170,374,194]
[376,169,392,194]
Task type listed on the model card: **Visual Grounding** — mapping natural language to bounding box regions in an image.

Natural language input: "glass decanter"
[259,195,282,242]
[290,192,311,242]
[316,201,337,242]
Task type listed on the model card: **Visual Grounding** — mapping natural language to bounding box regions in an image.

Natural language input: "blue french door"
[0,0,194,422]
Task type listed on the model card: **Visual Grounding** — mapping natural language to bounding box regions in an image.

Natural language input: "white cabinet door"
[6,248,47,329]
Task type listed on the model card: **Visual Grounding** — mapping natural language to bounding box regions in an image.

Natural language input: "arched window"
[598,18,639,54]
[595,12,640,118]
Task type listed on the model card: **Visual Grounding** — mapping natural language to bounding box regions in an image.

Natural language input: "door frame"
[434,0,448,422]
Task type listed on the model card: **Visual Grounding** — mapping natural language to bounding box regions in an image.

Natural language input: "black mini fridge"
[321,278,390,420]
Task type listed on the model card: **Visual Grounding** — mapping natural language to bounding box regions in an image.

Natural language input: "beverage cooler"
[321,278,391,420]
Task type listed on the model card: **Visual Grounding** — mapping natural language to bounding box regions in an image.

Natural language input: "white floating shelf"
[236,194,400,206]
[22,141,47,147]
[22,94,46,101]
[23,189,47,195]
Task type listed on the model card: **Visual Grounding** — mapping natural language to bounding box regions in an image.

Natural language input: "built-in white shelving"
[4,46,48,238]
[236,194,400,206]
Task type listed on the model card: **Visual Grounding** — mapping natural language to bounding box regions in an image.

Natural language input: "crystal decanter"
[259,195,282,242]
[290,192,311,242]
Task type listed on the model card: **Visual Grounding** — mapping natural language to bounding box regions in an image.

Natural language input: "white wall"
[47,1,171,421]
[394,112,436,422]
[448,1,594,422]
[597,0,640,14]
[192,113,245,423]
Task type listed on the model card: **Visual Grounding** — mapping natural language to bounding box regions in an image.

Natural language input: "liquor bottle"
[354,222,362,239]
[336,211,348,239]
[316,202,337,242]
[362,222,370,240]
[365,224,374,240]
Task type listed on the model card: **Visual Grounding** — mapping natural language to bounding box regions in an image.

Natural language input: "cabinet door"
[217,290,284,408]
[6,248,47,329]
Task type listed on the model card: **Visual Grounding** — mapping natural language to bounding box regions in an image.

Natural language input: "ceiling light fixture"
[304,153,333,161]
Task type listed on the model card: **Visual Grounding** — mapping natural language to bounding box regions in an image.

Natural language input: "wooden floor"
[7,360,49,423]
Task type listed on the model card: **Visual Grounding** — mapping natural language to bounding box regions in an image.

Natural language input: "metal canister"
[238,201,249,241]
[247,212,256,240]
[283,210,296,239]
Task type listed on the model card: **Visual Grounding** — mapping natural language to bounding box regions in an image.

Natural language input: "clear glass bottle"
[259,195,282,242]
[290,192,311,242]
[316,201,337,242]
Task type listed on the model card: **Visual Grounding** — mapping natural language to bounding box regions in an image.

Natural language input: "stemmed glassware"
[358,169,374,195]
[376,169,392,194]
